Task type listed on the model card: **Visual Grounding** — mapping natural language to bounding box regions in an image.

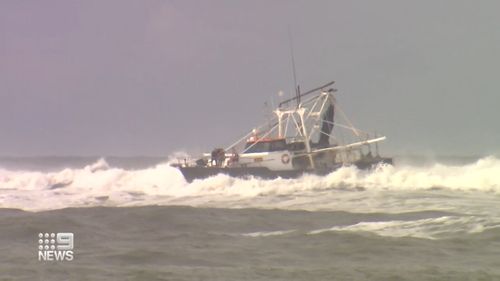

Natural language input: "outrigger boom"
[174,80,392,182]
[279,81,335,107]
[298,136,387,155]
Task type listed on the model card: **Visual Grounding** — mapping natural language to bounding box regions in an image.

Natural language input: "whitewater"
[1,156,500,238]
[1,156,499,207]
[1,155,500,280]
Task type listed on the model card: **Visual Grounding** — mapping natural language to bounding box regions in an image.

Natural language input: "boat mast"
[287,29,314,168]
[288,27,300,108]
[298,107,315,169]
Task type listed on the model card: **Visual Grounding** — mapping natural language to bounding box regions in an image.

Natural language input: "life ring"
[281,154,290,164]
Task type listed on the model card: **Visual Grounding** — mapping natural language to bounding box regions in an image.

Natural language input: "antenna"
[288,27,300,107]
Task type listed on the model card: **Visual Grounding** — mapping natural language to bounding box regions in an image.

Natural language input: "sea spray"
[0,156,499,211]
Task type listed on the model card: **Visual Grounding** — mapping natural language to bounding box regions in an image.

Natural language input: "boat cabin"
[243,138,287,153]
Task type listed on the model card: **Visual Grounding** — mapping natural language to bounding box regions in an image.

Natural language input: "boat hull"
[177,157,392,182]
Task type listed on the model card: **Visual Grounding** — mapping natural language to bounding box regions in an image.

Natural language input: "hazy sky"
[1,0,499,156]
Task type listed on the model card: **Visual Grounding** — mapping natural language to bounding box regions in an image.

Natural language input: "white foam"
[0,156,499,212]
[242,230,296,237]
[307,216,500,240]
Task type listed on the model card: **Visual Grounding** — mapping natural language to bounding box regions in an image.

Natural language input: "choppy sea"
[0,155,499,280]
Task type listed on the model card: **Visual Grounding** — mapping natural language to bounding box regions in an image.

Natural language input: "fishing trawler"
[174,81,392,182]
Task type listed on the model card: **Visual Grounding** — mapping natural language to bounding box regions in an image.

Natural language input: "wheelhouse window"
[244,139,287,153]
[287,142,305,151]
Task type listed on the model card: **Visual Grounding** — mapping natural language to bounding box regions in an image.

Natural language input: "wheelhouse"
[243,138,287,153]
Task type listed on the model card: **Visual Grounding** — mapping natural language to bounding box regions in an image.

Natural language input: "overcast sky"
[1,0,499,157]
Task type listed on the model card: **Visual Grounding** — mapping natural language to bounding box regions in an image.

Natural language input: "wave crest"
[0,156,499,211]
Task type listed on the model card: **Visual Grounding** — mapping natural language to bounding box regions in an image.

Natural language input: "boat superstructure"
[175,81,392,182]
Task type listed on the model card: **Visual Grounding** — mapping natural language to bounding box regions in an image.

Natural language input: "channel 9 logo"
[37,232,74,261]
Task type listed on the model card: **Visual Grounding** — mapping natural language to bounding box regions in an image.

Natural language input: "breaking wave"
[0,156,499,211]
[308,215,500,240]
[242,230,296,237]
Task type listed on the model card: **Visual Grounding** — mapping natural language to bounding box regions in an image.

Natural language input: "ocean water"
[0,156,499,280]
